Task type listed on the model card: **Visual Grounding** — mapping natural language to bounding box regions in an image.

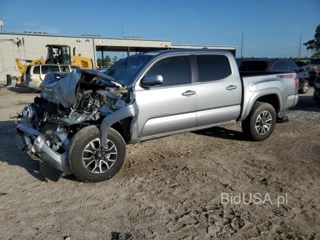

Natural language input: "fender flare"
[240,89,282,121]
[100,104,138,148]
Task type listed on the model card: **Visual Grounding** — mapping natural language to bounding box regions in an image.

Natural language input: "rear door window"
[33,66,40,74]
[60,65,71,72]
[41,66,49,74]
[41,66,60,74]
[50,66,60,73]
[146,56,190,86]
[196,55,231,81]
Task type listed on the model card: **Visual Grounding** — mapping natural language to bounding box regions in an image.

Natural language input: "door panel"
[135,55,197,138]
[135,85,197,138]
[196,105,240,126]
[195,54,242,126]
[196,76,241,126]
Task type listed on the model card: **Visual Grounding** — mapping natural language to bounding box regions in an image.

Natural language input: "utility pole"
[241,31,244,59]
[122,24,124,58]
[121,24,124,38]
[298,33,302,58]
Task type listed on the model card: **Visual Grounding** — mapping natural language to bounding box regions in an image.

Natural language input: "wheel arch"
[110,117,133,143]
[240,90,282,121]
[100,104,138,148]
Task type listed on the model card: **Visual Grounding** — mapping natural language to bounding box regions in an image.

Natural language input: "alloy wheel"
[82,138,118,174]
[255,111,272,135]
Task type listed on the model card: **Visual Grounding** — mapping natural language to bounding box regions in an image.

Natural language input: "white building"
[0,32,236,84]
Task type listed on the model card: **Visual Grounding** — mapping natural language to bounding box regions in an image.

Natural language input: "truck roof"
[27,64,72,67]
[141,49,236,57]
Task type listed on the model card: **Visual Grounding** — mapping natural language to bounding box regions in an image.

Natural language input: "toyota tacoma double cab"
[16,49,299,182]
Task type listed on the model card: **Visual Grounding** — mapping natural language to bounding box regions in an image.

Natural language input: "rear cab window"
[239,61,268,71]
[196,55,232,81]
[272,61,290,71]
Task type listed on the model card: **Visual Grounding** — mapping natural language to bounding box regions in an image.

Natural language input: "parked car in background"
[295,60,309,71]
[307,59,320,83]
[239,59,310,93]
[235,58,242,67]
[24,64,81,89]
[313,72,320,106]
[99,67,109,73]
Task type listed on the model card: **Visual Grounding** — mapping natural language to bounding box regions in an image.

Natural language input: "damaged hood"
[40,70,81,108]
[81,69,123,88]
[40,69,125,108]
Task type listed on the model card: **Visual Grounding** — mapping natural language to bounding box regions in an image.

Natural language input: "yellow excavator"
[15,44,94,84]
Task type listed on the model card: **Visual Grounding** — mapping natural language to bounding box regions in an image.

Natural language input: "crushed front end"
[15,69,131,176]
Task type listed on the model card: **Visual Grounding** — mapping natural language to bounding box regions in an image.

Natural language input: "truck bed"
[239,71,295,77]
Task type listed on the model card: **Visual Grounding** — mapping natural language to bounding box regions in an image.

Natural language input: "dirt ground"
[0,86,319,240]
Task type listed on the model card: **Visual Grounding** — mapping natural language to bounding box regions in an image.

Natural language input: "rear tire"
[299,79,309,94]
[68,125,126,182]
[242,102,276,141]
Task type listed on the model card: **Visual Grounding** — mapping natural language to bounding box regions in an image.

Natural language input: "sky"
[0,0,319,58]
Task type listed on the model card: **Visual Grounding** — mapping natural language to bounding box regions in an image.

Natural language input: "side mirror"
[141,74,163,87]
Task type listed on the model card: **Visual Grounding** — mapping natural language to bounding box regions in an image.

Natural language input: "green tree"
[112,56,118,64]
[97,58,104,67]
[303,24,320,59]
[105,55,112,66]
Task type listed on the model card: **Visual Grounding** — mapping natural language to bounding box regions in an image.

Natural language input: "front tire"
[299,79,309,94]
[242,102,276,141]
[68,125,126,182]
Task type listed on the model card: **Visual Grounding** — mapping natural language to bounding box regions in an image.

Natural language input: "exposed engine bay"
[16,69,132,176]
[36,70,129,126]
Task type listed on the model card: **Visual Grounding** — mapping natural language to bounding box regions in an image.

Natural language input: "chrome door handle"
[182,90,196,96]
[226,85,237,90]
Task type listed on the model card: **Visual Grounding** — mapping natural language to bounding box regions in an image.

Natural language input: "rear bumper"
[24,80,41,90]
[16,123,72,175]
[284,94,299,109]
[292,95,299,108]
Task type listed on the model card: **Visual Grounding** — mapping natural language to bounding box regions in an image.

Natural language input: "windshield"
[105,54,153,85]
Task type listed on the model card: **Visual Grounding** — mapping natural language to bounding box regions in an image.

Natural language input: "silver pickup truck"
[16,50,299,182]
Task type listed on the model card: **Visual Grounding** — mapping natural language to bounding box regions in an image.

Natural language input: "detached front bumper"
[16,123,72,175]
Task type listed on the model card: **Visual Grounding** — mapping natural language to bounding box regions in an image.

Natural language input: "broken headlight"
[21,104,35,119]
